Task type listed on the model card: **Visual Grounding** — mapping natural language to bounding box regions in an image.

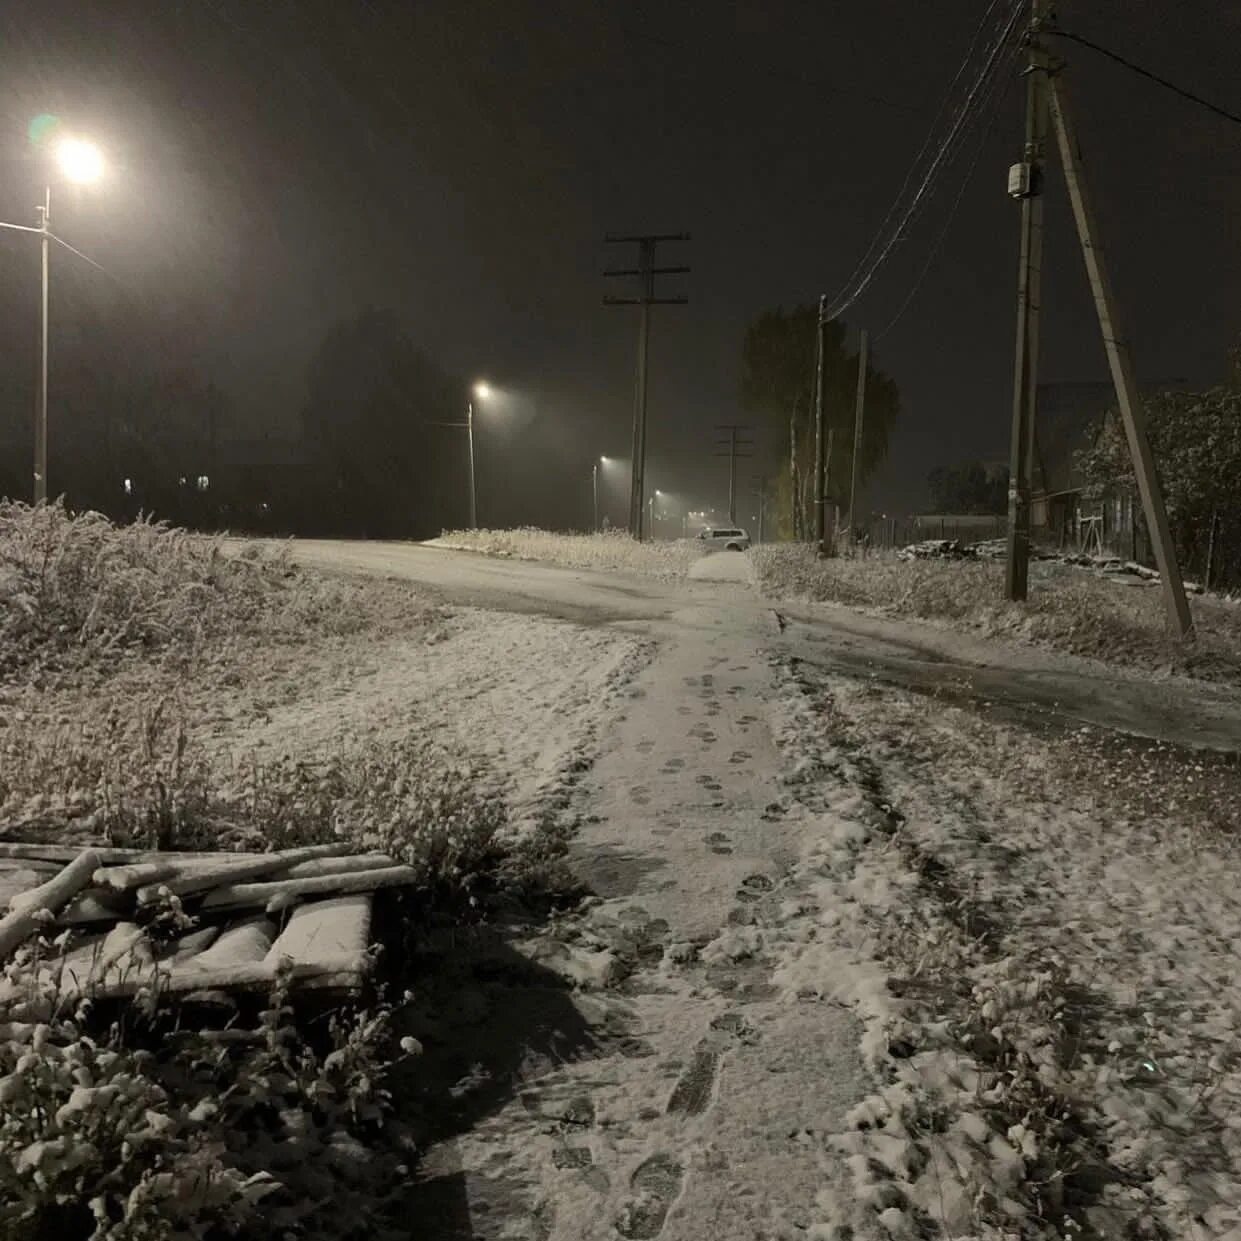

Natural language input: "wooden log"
[92,860,182,892]
[0,851,102,960]
[275,854,395,881]
[200,864,418,913]
[135,844,351,904]
[266,895,372,970]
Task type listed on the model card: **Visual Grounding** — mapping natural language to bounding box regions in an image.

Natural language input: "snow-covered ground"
[254,538,1241,1239]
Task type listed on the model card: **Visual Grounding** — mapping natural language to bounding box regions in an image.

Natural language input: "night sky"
[1,0,1238,530]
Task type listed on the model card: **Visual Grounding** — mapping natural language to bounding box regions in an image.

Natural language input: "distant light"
[600,455,609,464]
[473,381,491,400]
[196,475,210,491]
[123,477,132,495]
[54,137,104,184]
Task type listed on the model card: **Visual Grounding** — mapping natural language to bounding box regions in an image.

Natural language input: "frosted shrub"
[0,968,420,1240]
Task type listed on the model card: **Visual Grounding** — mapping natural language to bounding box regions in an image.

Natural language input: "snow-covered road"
[255,538,1241,1239]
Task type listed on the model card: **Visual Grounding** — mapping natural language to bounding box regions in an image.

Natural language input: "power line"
[1047,29,1241,128]
[874,45,1018,342]
[827,0,1011,314]
[823,0,1026,322]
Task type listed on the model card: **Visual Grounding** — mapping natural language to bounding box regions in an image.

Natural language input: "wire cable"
[823,0,1027,322]
[826,0,1013,321]
[873,45,1018,342]
[1047,29,1241,128]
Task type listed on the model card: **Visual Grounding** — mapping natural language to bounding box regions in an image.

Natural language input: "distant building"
[1031,379,1188,559]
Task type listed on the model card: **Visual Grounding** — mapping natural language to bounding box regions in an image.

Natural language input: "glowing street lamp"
[0,126,107,504]
[466,381,493,529]
[54,138,105,185]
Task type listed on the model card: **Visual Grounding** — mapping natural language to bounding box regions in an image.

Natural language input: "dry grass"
[752,543,1241,685]
[0,501,441,690]
[433,527,701,578]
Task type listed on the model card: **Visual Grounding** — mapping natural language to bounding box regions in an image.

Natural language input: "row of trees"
[0,309,470,540]
[740,305,900,538]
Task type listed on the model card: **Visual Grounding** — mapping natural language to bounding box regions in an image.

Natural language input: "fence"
[856,515,1007,550]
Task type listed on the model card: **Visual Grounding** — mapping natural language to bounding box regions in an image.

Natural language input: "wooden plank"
[162,926,220,965]
[0,843,144,864]
[201,864,417,913]
[189,918,276,970]
[266,895,372,971]
[56,889,126,925]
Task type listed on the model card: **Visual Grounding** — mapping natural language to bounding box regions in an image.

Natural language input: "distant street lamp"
[0,130,106,504]
[648,488,661,537]
[432,381,492,528]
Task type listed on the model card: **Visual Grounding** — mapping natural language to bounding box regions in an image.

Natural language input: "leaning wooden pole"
[1046,73,1193,637]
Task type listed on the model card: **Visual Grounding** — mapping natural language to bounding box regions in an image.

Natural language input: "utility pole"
[35,186,50,505]
[812,296,829,553]
[592,461,599,532]
[1046,73,1192,635]
[603,233,690,540]
[714,425,753,524]
[847,328,870,547]
[1004,0,1051,601]
[752,475,767,544]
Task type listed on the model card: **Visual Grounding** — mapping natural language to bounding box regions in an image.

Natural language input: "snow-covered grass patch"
[751,543,1241,685]
[768,653,1241,1239]
[1,507,651,1236]
[432,527,702,578]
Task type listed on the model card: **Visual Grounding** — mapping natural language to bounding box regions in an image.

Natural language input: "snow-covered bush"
[0,969,418,1241]
[435,527,701,578]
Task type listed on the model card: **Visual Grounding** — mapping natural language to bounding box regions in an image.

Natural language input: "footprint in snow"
[729,750,751,765]
[736,873,775,902]
[615,1154,684,1240]
[630,786,652,805]
[636,739,656,754]
[661,757,686,772]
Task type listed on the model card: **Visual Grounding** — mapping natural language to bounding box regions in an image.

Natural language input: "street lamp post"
[592,462,598,532]
[466,398,477,529]
[0,134,106,504]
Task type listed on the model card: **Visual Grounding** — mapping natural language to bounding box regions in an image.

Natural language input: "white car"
[697,526,751,551]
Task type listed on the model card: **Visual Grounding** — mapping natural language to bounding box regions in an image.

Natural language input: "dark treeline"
[0,308,472,539]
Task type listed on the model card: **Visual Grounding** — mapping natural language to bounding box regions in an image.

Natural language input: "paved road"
[270,538,1241,753]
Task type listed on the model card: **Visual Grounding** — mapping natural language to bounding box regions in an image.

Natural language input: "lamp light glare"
[55,137,104,184]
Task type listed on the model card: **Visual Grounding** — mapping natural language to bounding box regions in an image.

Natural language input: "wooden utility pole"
[812,295,829,552]
[1046,75,1192,635]
[603,234,690,540]
[1004,0,1051,601]
[714,424,754,524]
[847,328,869,545]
